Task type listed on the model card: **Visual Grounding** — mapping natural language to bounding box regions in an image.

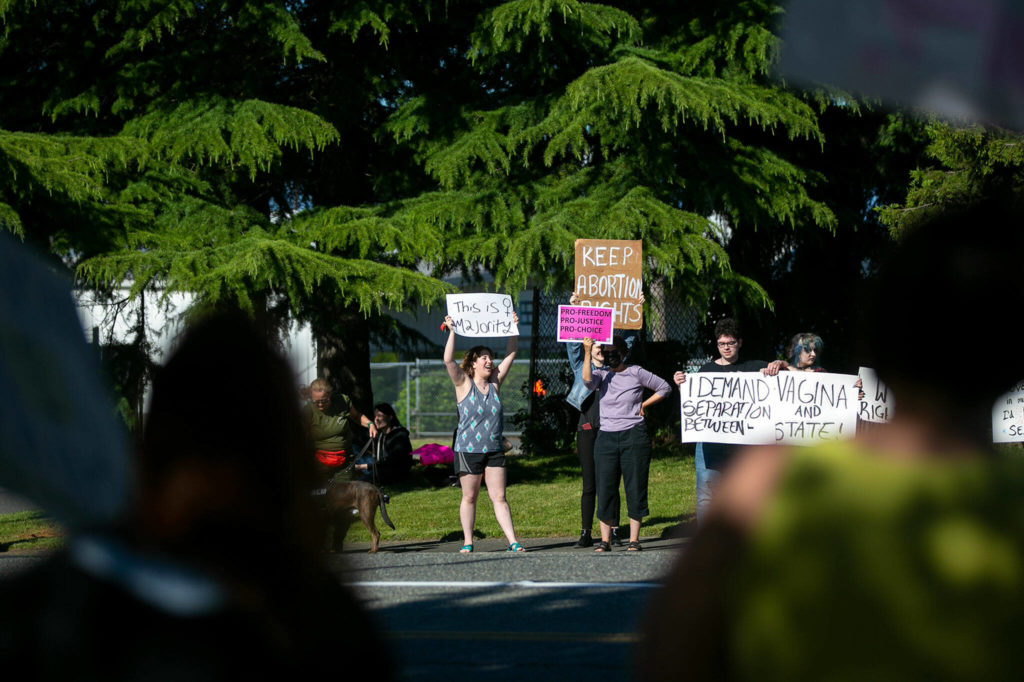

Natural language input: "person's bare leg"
[484,466,519,545]
[596,519,613,550]
[629,518,642,543]
[459,473,482,548]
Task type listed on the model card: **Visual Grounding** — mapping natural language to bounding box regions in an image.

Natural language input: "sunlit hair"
[787,333,823,368]
[714,318,741,341]
[460,345,494,378]
[374,402,401,428]
[601,335,629,362]
[310,377,332,394]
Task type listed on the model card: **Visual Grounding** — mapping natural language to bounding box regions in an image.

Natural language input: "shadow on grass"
[645,515,697,539]
[380,451,584,496]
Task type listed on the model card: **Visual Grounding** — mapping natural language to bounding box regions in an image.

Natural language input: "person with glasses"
[673,319,780,523]
[303,377,376,487]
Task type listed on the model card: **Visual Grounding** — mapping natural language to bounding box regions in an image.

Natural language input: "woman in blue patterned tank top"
[443,313,525,553]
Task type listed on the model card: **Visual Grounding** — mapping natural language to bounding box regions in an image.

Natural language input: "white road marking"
[346,580,658,589]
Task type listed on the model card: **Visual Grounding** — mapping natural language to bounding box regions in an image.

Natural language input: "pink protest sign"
[557,306,614,344]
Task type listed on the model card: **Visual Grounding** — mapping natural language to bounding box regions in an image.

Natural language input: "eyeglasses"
[313,398,330,406]
[717,340,738,348]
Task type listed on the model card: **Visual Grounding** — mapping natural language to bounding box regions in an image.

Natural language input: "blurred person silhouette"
[639,195,1024,682]
[0,308,390,679]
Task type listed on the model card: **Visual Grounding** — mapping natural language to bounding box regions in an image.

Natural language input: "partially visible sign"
[445,293,519,337]
[993,381,1024,443]
[556,306,614,344]
[679,371,860,445]
[857,367,895,424]
[574,239,643,330]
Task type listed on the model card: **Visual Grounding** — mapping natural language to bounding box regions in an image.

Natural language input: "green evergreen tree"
[3,0,868,414]
[878,121,1024,236]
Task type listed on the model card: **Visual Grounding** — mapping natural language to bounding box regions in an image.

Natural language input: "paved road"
[330,535,688,681]
[0,495,690,681]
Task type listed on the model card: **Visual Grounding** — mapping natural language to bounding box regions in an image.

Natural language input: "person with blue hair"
[781,333,825,372]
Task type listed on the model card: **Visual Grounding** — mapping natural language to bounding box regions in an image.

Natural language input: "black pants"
[594,423,651,523]
[578,427,620,531]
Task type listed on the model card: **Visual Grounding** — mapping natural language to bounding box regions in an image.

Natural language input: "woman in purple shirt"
[582,336,671,552]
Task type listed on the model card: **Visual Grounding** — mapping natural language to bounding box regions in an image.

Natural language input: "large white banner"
[445,293,519,337]
[993,381,1024,443]
[679,372,861,445]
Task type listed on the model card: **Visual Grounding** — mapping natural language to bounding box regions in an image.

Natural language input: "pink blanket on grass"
[412,443,454,466]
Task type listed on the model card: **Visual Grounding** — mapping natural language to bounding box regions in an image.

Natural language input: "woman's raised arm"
[495,312,519,388]
[443,315,466,389]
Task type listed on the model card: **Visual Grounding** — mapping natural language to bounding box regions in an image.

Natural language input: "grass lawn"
[0,442,697,552]
[340,439,697,545]
[0,511,64,553]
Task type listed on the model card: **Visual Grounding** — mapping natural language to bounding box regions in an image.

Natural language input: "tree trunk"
[313,303,374,414]
[649,276,668,342]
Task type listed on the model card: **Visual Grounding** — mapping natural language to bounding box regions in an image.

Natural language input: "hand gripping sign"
[556,306,614,344]
[445,293,519,337]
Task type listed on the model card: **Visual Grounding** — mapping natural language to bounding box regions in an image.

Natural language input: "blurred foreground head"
[135,312,319,572]
[861,195,1024,443]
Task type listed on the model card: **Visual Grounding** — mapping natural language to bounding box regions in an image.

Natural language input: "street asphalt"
[1,487,692,681]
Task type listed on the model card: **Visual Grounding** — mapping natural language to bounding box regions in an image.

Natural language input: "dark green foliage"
[512,361,578,456]
[2,0,902,414]
[878,121,1024,236]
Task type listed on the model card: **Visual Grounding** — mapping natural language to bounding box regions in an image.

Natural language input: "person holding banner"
[673,319,779,523]
[582,335,670,552]
[443,313,525,553]
[781,332,826,372]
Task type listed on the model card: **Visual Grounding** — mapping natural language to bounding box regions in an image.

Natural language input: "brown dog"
[321,480,394,553]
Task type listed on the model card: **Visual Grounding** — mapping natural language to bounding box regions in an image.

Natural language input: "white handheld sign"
[445,293,519,337]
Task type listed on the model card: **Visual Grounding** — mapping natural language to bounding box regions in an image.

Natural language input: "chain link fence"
[369,287,707,448]
[369,359,533,439]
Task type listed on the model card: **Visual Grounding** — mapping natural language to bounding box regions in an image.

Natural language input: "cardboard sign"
[993,381,1024,443]
[556,306,614,344]
[445,293,519,337]
[857,367,895,424]
[679,371,860,445]
[574,239,643,330]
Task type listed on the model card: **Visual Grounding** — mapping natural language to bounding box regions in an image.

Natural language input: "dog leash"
[368,433,395,529]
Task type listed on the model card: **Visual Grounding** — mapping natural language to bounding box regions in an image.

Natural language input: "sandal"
[459,544,473,554]
[507,542,526,553]
[594,541,612,552]
[627,540,642,552]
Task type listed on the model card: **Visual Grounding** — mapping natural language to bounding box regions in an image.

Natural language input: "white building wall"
[74,289,318,390]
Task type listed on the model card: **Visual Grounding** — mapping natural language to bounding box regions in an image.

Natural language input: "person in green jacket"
[303,377,376,486]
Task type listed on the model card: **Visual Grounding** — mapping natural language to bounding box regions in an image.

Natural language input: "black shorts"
[455,450,506,475]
